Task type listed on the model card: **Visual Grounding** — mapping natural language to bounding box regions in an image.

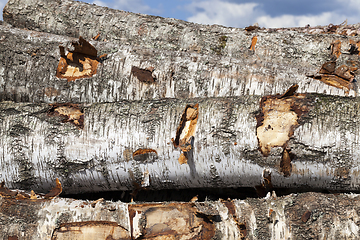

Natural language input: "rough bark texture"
[1,93,360,194]
[1,192,360,239]
[2,1,360,103]
[3,1,360,239]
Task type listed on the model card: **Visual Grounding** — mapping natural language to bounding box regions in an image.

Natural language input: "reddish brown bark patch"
[172,104,199,164]
[44,87,60,97]
[301,210,312,223]
[280,149,293,177]
[56,37,99,82]
[128,203,215,239]
[48,103,84,129]
[131,66,156,83]
[8,236,18,240]
[51,221,130,240]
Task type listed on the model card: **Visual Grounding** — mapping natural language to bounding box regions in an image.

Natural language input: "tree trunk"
[1,93,360,194]
[2,3,360,103]
[0,190,360,239]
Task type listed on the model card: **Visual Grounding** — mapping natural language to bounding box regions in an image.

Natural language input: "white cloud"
[256,12,345,28]
[186,0,260,27]
[92,0,161,15]
[185,0,359,28]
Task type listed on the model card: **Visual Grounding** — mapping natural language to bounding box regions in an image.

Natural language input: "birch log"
[1,191,360,239]
[1,7,360,102]
[1,93,360,194]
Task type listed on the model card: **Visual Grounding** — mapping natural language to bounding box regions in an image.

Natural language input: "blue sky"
[1,0,359,28]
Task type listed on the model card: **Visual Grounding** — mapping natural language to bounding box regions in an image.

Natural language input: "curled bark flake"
[319,61,336,74]
[245,25,260,31]
[92,32,101,41]
[330,40,341,59]
[310,61,357,93]
[255,169,273,197]
[51,221,130,240]
[48,103,84,129]
[56,37,99,81]
[349,39,360,55]
[172,104,199,165]
[132,149,158,163]
[131,66,156,84]
[44,178,62,199]
[335,64,356,82]
[249,36,257,51]
[0,181,17,198]
[279,84,299,99]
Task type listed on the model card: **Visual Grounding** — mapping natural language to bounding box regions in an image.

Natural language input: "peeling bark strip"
[349,39,360,55]
[48,103,84,129]
[172,104,199,164]
[0,179,61,200]
[1,192,360,239]
[330,40,342,59]
[56,36,99,81]
[310,59,357,95]
[249,36,257,51]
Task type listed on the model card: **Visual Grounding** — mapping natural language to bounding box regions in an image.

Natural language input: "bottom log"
[1,190,360,239]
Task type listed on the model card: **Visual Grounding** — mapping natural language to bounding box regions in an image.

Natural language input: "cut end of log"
[128,203,216,239]
[51,221,129,240]
[56,37,99,81]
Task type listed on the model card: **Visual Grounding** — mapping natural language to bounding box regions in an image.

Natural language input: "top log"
[2,0,360,101]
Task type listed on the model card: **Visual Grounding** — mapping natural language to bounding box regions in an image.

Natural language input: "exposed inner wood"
[48,103,84,129]
[256,96,300,156]
[173,104,199,164]
[56,37,99,81]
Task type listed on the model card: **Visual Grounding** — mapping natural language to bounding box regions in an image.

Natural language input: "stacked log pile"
[1,0,360,238]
